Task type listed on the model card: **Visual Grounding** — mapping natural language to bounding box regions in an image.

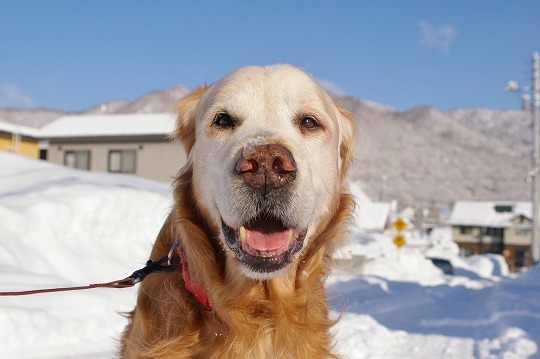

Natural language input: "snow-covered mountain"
[0,107,66,128]
[339,97,530,211]
[82,85,190,115]
[0,86,531,211]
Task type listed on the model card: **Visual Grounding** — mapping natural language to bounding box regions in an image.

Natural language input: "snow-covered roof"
[350,182,391,231]
[0,120,39,138]
[448,201,531,228]
[39,113,177,138]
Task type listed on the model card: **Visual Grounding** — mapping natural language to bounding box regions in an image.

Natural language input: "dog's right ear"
[171,85,209,155]
[334,101,357,181]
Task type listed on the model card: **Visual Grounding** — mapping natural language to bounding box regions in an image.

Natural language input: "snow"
[448,201,531,227]
[1,152,539,358]
[0,120,39,138]
[38,113,176,138]
[350,182,391,232]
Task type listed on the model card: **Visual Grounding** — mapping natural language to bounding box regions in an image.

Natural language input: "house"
[350,182,392,232]
[0,121,40,159]
[448,201,532,270]
[39,113,187,182]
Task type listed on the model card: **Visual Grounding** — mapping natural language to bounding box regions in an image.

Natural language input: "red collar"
[178,247,212,310]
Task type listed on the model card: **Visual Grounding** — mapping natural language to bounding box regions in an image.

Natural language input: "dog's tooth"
[288,228,293,243]
[240,226,247,243]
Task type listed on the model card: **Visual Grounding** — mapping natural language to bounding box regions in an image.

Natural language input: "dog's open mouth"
[221,216,307,274]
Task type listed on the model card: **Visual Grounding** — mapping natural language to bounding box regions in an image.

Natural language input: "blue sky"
[1,1,539,112]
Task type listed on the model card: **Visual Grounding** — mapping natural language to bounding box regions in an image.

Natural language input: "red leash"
[0,241,212,310]
[0,278,135,296]
[0,242,180,297]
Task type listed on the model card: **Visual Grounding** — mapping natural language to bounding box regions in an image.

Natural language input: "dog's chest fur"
[166,266,335,359]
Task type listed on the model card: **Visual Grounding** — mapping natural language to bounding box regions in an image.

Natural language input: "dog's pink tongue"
[244,219,289,251]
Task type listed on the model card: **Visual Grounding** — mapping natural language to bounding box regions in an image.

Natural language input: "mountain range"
[0,85,531,214]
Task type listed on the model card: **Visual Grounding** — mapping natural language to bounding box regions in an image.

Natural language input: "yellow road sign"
[393,217,407,232]
[393,234,406,248]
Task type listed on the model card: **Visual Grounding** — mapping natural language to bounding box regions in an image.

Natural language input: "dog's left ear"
[334,101,357,180]
[171,85,209,155]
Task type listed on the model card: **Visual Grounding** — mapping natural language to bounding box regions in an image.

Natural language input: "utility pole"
[507,51,540,265]
[532,51,540,264]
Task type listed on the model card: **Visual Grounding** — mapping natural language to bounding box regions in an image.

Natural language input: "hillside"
[0,108,66,128]
[82,85,190,115]
[0,86,531,212]
[340,97,530,211]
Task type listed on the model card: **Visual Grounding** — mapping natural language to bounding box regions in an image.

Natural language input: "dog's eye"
[213,113,235,129]
[300,116,320,129]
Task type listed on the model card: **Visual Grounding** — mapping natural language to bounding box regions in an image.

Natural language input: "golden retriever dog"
[121,64,356,358]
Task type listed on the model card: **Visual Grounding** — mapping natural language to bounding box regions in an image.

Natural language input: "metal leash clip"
[129,241,181,285]
[168,241,180,266]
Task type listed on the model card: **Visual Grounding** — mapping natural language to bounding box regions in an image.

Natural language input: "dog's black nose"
[236,144,296,191]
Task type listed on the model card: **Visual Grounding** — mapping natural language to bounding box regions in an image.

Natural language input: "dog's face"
[176,65,354,280]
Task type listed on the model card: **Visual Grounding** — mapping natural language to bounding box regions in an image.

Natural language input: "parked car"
[428,257,453,275]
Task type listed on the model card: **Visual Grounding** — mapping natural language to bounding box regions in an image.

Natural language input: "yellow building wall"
[0,135,39,159]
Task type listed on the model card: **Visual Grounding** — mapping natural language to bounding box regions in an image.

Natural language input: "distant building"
[350,182,392,232]
[448,201,532,270]
[0,121,40,159]
[0,113,187,183]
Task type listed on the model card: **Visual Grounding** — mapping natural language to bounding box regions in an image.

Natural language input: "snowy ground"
[0,152,539,359]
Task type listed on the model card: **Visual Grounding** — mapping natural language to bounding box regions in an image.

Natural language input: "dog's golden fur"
[121,65,356,358]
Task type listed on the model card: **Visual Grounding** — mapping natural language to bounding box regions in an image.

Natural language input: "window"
[108,150,136,173]
[459,226,472,235]
[64,150,90,170]
[515,227,531,236]
[486,227,503,238]
[515,249,528,268]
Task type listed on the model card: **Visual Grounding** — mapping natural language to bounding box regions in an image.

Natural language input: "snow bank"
[0,153,172,358]
[1,153,539,359]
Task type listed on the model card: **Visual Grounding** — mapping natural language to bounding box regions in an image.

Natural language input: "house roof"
[0,121,39,138]
[39,113,177,139]
[448,201,531,228]
[350,182,391,231]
